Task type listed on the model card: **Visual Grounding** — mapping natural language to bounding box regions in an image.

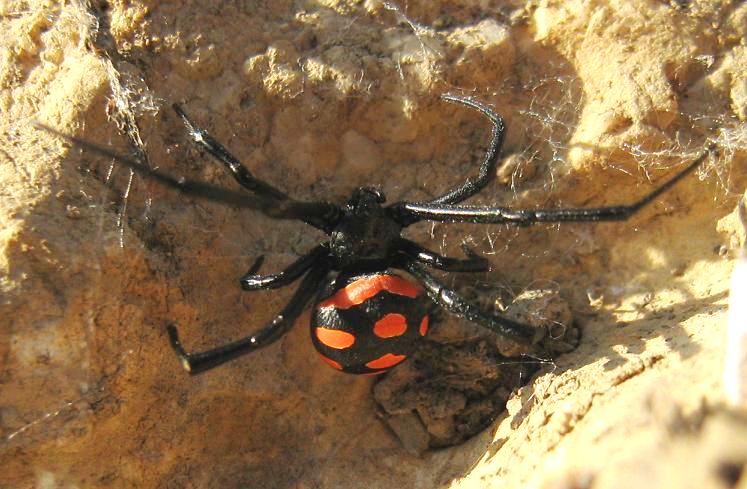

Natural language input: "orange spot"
[315,327,355,349]
[318,354,343,370]
[419,315,429,336]
[319,275,420,309]
[365,353,406,370]
[373,313,408,338]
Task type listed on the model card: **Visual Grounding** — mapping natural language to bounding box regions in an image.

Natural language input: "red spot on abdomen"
[365,353,407,370]
[318,354,344,370]
[419,315,429,336]
[318,274,420,310]
[315,327,356,349]
[373,313,408,338]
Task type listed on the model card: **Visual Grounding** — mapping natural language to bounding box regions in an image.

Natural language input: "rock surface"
[1,1,745,488]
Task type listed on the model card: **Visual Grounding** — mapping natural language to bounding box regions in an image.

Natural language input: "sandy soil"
[1,1,746,488]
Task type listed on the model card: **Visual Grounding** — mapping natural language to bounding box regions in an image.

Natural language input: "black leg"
[36,123,343,229]
[426,95,506,205]
[387,94,506,226]
[173,104,287,201]
[173,104,342,233]
[404,261,541,345]
[240,244,329,290]
[394,238,489,272]
[168,265,329,375]
[393,146,712,225]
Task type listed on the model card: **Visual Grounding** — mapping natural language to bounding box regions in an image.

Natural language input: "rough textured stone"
[1,1,744,488]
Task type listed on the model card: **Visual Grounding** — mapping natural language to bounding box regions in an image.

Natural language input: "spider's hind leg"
[404,261,543,347]
[394,238,489,273]
[168,265,329,374]
[240,244,329,291]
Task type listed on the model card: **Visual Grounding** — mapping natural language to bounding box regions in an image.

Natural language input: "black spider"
[39,95,708,375]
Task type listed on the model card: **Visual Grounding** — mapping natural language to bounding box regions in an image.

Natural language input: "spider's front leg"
[173,103,287,200]
[395,145,712,225]
[35,123,340,224]
[173,104,341,233]
[168,265,329,374]
[425,95,506,206]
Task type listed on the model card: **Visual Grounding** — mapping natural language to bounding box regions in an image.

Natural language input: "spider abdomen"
[310,272,431,374]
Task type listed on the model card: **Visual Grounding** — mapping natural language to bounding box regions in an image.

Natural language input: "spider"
[40,95,708,375]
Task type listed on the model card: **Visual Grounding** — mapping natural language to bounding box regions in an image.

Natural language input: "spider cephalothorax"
[329,186,402,266]
[40,95,710,376]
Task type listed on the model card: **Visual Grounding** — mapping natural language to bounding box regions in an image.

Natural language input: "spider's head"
[330,186,400,266]
[348,186,386,210]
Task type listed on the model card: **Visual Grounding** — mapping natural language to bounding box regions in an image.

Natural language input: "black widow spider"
[40,95,709,375]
